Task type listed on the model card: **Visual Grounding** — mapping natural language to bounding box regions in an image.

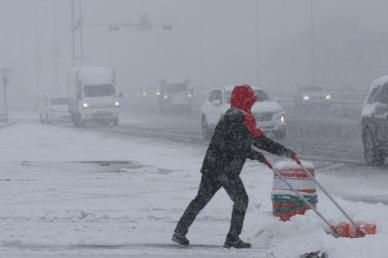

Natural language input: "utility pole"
[70,0,85,66]
[79,0,85,66]
[1,68,11,124]
[70,0,76,66]
[310,0,315,86]
[256,0,261,86]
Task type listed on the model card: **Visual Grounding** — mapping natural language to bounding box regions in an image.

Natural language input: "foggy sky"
[1,0,388,105]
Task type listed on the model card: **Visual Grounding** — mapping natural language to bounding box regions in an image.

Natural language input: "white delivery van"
[68,67,120,126]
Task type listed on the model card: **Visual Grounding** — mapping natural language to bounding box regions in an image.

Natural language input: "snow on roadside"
[0,123,387,258]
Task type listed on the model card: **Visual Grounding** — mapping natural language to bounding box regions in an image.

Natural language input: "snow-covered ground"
[0,122,387,258]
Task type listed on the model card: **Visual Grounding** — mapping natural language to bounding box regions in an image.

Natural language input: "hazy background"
[1,0,388,105]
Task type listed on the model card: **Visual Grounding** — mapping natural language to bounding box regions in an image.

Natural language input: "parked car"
[295,86,332,107]
[39,96,71,124]
[201,86,286,140]
[361,76,388,166]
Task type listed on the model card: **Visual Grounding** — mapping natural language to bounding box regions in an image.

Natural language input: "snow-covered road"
[0,121,387,258]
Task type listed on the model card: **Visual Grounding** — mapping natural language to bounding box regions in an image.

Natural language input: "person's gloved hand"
[254,151,266,162]
[284,149,301,165]
[291,153,301,165]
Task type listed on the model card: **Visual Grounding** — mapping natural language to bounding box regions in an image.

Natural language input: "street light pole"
[70,0,76,66]
[69,1,172,67]
[70,0,86,66]
[310,0,315,86]
[256,0,261,86]
[1,68,10,124]
[79,0,85,66]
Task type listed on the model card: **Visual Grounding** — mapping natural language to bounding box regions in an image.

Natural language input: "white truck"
[67,67,120,126]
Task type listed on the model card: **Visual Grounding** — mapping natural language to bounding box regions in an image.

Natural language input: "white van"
[67,67,120,126]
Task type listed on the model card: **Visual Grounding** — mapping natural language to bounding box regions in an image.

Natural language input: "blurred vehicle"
[39,96,71,124]
[67,67,120,127]
[361,76,388,166]
[157,79,193,112]
[295,86,332,107]
[201,86,286,140]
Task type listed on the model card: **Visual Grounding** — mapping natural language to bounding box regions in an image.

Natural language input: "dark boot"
[224,236,251,249]
[172,233,190,246]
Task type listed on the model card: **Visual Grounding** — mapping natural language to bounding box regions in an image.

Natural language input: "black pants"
[174,174,249,239]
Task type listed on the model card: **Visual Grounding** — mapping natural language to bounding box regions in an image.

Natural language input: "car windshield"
[84,84,115,97]
[225,89,270,104]
[49,98,69,105]
[163,84,187,93]
[301,86,323,92]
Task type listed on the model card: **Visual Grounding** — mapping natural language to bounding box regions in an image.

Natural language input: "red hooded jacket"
[231,84,265,137]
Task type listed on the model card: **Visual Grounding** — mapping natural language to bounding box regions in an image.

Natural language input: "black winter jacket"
[200,108,293,179]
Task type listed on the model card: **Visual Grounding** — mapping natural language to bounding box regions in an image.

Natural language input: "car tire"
[201,115,211,141]
[363,127,385,166]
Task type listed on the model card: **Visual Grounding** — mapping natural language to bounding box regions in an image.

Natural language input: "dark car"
[295,86,332,108]
[361,76,388,166]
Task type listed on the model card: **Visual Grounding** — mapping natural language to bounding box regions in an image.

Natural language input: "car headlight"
[303,95,310,101]
[325,94,331,100]
[114,101,120,107]
[164,95,168,99]
[188,94,192,98]
[142,92,147,96]
[82,102,88,109]
[280,114,286,124]
[156,91,161,96]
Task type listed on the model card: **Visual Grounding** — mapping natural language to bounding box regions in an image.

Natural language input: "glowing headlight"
[114,101,120,107]
[82,102,88,109]
[188,94,192,98]
[303,95,310,101]
[325,94,331,100]
[142,92,146,96]
[156,91,161,96]
[164,95,168,99]
[280,114,286,124]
